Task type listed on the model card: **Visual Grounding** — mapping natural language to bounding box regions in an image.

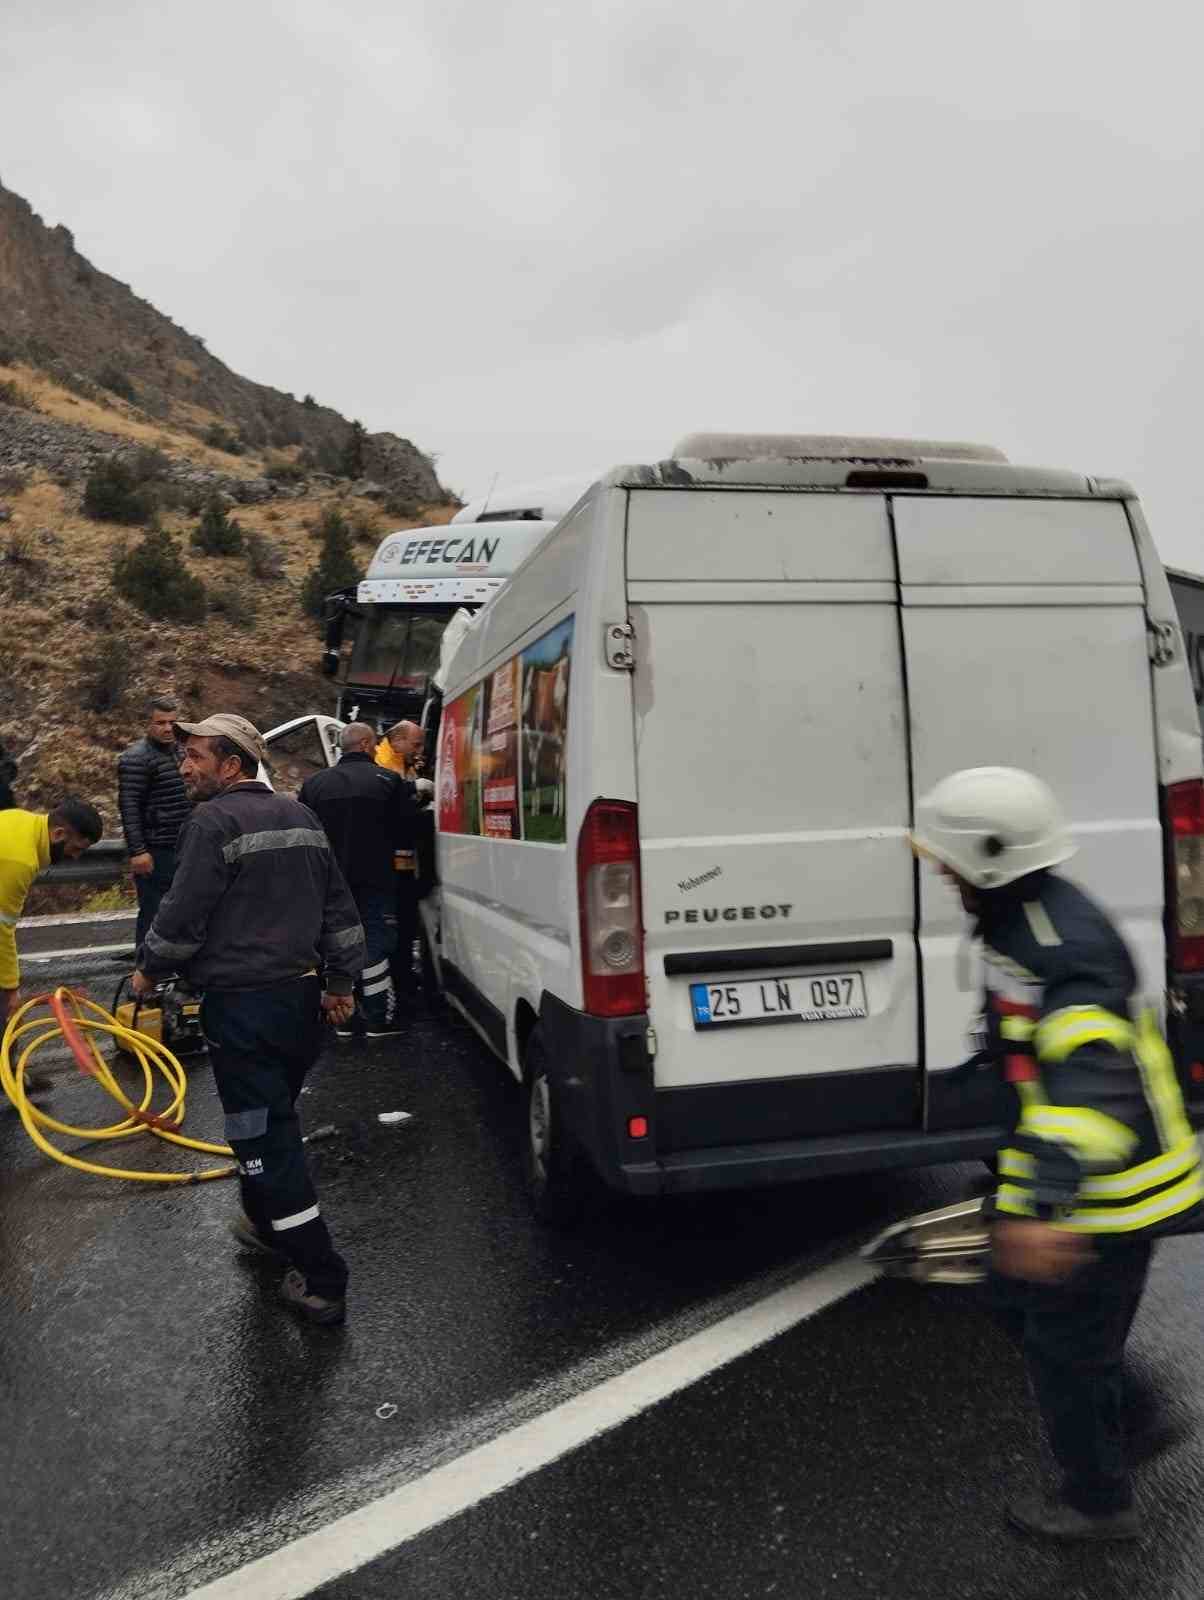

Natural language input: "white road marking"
[19,910,136,929]
[20,942,136,963]
[179,1254,875,1600]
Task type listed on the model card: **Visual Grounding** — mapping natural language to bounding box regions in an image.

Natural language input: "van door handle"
[664,939,893,977]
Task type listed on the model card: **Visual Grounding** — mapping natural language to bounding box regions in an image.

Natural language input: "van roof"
[672,432,1008,464]
[597,437,1133,499]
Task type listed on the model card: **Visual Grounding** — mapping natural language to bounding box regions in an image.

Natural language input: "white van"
[424,434,1204,1220]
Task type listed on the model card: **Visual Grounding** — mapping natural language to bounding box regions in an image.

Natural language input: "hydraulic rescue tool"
[1,986,236,1183]
[861,1197,991,1285]
[110,972,205,1057]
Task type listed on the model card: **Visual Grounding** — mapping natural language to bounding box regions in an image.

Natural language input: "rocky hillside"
[0,179,443,501]
[0,177,457,906]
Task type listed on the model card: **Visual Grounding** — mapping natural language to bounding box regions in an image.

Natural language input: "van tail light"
[578,799,645,1017]
[1166,780,1204,971]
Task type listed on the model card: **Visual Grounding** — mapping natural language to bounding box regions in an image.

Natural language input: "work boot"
[228,1211,285,1260]
[279,1267,346,1327]
[1005,1492,1141,1542]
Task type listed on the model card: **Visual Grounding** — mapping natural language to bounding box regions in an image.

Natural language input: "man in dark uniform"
[299,722,418,1038]
[911,766,1203,1542]
[131,713,365,1327]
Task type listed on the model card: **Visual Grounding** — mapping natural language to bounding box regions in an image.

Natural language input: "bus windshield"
[348,609,454,690]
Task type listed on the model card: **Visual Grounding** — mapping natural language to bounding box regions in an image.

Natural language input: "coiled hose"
[1,986,237,1182]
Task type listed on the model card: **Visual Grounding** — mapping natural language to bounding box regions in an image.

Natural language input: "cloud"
[2,0,1203,557]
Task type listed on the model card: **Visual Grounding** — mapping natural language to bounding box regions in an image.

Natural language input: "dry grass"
[0,360,263,476]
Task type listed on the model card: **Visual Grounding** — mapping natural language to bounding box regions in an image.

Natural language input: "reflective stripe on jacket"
[139,782,366,994]
[980,871,1203,1236]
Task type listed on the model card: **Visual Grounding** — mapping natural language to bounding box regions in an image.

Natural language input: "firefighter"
[910,766,1203,1542]
[131,714,366,1327]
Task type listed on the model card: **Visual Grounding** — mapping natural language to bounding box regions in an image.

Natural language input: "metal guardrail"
[37,838,129,885]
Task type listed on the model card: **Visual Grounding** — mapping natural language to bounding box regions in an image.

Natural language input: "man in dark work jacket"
[132,713,365,1327]
[300,721,418,1039]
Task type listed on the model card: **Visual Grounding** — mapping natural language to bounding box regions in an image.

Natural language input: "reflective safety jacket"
[979,871,1203,1236]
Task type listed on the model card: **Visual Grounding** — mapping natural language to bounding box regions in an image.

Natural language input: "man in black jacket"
[131,713,366,1327]
[118,697,192,950]
[299,722,418,1039]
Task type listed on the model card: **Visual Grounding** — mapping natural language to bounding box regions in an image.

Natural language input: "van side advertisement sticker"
[482,658,520,839]
[437,684,482,836]
[438,616,574,844]
[520,617,573,843]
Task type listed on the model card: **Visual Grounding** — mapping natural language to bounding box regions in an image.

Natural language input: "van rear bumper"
[651,1125,1004,1196]
[537,993,1005,1198]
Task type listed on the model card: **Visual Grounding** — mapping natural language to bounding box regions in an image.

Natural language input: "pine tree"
[190,496,245,555]
[301,508,360,617]
[112,529,207,621]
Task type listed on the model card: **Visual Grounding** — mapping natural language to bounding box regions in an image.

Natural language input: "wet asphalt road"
[3,988,1204,1600]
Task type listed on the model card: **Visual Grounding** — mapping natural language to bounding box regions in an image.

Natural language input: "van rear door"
[627,489,919,1149]
[894,497,1163,1130]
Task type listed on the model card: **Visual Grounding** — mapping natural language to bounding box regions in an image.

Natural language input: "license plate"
[690,971,867,1029]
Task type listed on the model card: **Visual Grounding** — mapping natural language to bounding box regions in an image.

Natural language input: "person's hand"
[992,1219,1093,1284]
[321,992,355,1027]
[1,987,20,1027]
[129,852,154,878]
[129,969,156,999]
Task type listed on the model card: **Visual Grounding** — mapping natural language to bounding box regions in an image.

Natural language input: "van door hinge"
[605,620,635,670]
[646,1026,658,1058]
[1147,619,1178,666]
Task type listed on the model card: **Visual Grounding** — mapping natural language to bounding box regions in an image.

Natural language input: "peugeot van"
[423,435,1204,1220]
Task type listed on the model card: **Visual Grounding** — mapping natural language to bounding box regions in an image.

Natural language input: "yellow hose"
[1,986,237,1182]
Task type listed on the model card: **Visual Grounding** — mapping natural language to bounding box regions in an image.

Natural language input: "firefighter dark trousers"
[988,1236,1153,1514]
[353,886,397,1030]
[201,975,348,1300]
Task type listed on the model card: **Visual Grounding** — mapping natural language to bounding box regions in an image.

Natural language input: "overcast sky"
[4,0,1204,562]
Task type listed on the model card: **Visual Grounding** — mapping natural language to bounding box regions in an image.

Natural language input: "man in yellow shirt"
[0,798,103,1024]
[374,720,424,778]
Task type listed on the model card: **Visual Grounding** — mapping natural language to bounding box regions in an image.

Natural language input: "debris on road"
[375,1402,398,1420]
[377,1111,412,1125]
[303,1123,338,1144]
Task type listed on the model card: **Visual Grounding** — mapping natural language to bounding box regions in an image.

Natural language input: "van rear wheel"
[522,1027,594,1226]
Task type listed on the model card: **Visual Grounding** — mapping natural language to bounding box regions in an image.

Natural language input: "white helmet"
[910,767,1075,890]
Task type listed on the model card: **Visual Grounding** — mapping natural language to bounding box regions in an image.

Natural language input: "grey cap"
[175,713,267,765]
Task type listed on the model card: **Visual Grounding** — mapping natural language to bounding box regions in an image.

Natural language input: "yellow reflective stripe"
[1020,1104,1137,1164]
[1078,1136,1202,1199]
[1000,1016,1035,1042]
[997,1147,1034,1180]
[1035,1006,1135,1063]
[995,1183,1037,1218]
[1059,1166,1204,1233]
[1134,1009,1192,1151]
